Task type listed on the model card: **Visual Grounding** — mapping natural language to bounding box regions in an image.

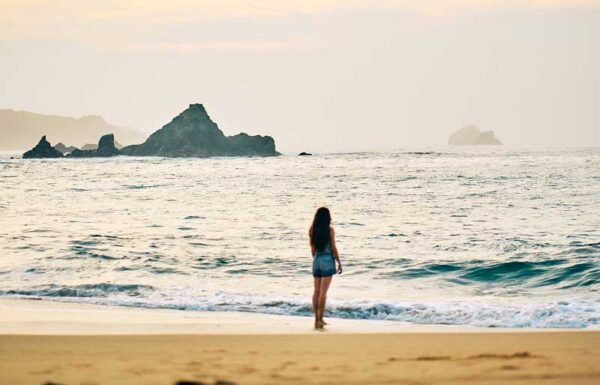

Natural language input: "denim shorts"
[312,253,336,277]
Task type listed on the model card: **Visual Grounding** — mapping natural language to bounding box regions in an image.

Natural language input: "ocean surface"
[1,147,599,328]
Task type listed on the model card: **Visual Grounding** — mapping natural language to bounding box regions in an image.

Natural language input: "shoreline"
[0,297,593,335]
[2,298,599,384]
[0,297,474,335]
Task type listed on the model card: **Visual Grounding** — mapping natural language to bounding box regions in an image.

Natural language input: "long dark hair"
[311,207,331,252]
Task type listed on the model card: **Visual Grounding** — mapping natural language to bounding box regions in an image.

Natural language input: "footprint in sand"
[386,352,536,363]
[416,356,452,361]
[468,352,534,360]
[70,363,94,369]
[175,380,238,385]
[30,369,55,375]
[278,361,296,369]
[237,366,257,374]
[387,356,451,362]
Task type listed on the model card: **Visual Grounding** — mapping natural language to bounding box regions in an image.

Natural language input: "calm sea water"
[1,147,599,328]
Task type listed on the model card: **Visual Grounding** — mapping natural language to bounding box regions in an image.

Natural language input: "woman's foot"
[319,318,328,325]
[314,320,325,329]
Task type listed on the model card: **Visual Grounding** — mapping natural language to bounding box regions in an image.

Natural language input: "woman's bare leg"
[318,276,333,324]
[313,277,321,327]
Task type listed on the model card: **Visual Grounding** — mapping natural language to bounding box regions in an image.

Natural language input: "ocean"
[1,146,599,328]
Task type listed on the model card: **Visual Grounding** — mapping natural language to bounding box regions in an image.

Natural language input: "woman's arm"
[330,227,343,274]
[308,226,315,256]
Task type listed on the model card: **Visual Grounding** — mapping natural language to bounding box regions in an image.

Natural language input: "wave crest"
[3,283,154,298]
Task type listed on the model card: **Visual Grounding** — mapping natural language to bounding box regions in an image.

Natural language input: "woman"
[309,207,342,329]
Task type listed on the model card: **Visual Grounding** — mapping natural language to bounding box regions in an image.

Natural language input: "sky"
[0,0,599,152]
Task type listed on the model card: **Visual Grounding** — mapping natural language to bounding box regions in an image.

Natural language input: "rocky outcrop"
[96,134,121,156]
[22,136,64,158]
[448,125,502,145]
[54,142,78,154]
[68,134,121,158]
[298,152,312,156]
[227,133,277,156]
[122,104,279,157]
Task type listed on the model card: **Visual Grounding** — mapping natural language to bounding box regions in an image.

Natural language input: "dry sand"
[1,299,599,385]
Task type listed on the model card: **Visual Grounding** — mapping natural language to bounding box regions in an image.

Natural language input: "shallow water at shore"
[1,147,599,328]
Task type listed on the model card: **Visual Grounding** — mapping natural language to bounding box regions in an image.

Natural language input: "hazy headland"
[0,108,144,151]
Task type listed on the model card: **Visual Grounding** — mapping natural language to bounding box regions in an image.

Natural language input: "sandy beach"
[1,299,599,385]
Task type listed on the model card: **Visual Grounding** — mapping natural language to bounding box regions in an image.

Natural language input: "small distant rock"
[298,152,312,156]
[448,125,501,145]
[22,136,64,158]
[68,134,121,158]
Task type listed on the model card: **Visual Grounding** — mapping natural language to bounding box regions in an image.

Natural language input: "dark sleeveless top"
[315,240,332,256]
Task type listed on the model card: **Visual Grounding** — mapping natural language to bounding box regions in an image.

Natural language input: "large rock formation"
[54,142,78,154]
[448,125,502,145]
[122,104,279,157]
[68,134,121,158]
[22,136,64,159]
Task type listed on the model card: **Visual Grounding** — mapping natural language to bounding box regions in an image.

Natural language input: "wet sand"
[1,299,599,385]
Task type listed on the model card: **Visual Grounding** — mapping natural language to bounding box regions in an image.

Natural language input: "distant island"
[0,108,144,151]
[448,125,502,145]
[121,104,278,157]
[22,104,279,158]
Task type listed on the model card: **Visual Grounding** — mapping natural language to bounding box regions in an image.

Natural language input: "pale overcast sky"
[1,1,599,152]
